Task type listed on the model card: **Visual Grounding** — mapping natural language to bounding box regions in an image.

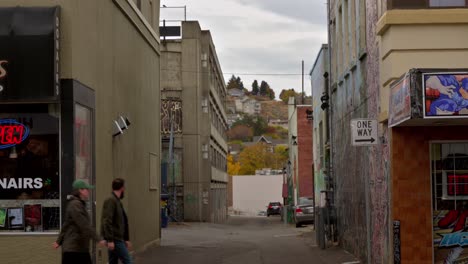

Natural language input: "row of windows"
[330,0,366,82]
[210,146,227,172]
[209,99,227,141]
[208,50,227,109]
[389,0,468,9]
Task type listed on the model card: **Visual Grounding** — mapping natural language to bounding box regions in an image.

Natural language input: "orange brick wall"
[391,126,468,263]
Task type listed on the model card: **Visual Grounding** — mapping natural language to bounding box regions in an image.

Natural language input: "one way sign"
[351,119,378,146]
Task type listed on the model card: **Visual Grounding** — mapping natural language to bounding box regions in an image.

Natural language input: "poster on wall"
[7,207,23,229]
[0,208,6,227]
[423,73,468,117]
[24,204,42,232]
[389,73,411,127]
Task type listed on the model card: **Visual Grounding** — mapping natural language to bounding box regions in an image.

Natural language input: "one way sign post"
[351,119,378,146]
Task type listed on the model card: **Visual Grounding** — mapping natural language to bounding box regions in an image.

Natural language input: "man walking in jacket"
[101,178,132,264]
[54,180,100,264]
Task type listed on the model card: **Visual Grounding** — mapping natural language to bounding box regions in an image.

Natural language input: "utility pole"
[302,60,305,104]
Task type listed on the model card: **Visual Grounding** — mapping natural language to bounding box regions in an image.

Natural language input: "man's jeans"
[109,240,132,264]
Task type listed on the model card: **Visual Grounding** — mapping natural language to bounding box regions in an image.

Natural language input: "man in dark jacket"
[101,178,132,264]
[53,180,100,264]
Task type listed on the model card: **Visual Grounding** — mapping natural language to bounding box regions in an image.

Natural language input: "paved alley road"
[135,216,359,264]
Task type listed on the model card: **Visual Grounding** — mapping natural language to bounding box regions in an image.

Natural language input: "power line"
[224,73,303,76]
[161,68,303,76]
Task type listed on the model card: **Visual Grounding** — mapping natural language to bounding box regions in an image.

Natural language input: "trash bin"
[161,207,168,228]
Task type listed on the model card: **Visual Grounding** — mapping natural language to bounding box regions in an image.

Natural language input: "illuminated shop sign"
[0,60,6,92]
[0,119,30,149]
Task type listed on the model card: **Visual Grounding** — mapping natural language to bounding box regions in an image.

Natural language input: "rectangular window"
[359,0,366,54]
[389,0,468,9]
[349,0,357,62]
[337,7,343,76]
[343,0,350,67]
[430,0,466,6]
[0,104,60,233]
[432,142,468,262]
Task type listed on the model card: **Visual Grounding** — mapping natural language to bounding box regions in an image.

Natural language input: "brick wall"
[297,106,314,198]
[391,126,468,263]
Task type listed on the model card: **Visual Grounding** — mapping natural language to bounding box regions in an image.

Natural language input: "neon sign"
[0,119,30,149]
[0,60,7,93]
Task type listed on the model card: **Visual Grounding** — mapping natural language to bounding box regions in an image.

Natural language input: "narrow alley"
[135,216,359,264]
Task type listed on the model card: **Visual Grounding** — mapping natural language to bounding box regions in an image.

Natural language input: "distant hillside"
[260,101,288,121]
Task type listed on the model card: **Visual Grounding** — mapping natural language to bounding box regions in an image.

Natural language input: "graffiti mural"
[424,73,468,117]
[161,99,182,134]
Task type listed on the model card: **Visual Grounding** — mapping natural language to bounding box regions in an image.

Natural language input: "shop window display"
[432,142,468,263]
[0,104,60,233]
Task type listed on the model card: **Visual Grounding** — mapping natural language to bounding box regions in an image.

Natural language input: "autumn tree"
[238,143,289,175]
[232,115,268,136]
[238,144,269,175]
[274,145,289,163]
[227,154,241,175]
[279,89,298,104]
[226,124,253,141]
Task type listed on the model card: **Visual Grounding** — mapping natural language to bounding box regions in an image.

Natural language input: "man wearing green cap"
[53,180,101,264]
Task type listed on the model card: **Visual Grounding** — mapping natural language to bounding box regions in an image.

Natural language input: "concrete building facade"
[310,45,329,229]
[0,0,162,263]
[161,21,228,223]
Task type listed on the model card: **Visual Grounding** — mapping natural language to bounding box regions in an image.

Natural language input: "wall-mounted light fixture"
[320,93,329,110]
[113,120,123,137]
[113,115,132,137]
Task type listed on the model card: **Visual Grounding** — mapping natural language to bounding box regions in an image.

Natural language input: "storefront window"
[0,104,60,233]
[432,142,468,262]
[75,104,93,216]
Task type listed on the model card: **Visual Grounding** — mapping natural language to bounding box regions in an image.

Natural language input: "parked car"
[267,202,282,217]
[294,197,314,227]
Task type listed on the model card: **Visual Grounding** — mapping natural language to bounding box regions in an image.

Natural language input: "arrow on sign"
[355,138,375,143]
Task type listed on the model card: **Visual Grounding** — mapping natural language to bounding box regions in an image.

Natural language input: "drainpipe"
[326,0,336,244]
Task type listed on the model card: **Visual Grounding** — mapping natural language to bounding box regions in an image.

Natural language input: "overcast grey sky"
[160,0,328,98]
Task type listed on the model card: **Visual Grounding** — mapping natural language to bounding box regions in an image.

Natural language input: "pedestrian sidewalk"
[301,229,360,264]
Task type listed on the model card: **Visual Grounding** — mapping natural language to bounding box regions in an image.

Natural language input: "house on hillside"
[243,135,287,152]
[234,96,261,115]
[268,119,288,129]
[228,88,245,97]
[227,113,242,127]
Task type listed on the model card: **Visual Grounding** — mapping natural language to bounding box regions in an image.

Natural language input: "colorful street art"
[424,73,468,117]
[433,208,468,263]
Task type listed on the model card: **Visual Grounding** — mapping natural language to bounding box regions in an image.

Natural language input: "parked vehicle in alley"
[267,202,282,217]
[294,197,314,227]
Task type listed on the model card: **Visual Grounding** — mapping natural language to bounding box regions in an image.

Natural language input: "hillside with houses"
[225,75,291,175]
